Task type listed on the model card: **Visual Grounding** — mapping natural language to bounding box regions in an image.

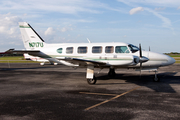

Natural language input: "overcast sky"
[0,0,180,53]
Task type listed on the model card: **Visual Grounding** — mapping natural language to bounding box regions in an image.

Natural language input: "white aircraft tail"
[19,22,45,50]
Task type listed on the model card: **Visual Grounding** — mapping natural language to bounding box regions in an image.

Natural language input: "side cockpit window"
[57,48,63,54]
[115,46,129,53]
[128,44,139,53]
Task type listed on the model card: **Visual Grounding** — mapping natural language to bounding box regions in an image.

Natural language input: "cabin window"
[92,46,102,53]
[78,47,87,54]
[57,48,63,54]
[105,46,114,53]
[66,47,73,54]
[115,46,130,53]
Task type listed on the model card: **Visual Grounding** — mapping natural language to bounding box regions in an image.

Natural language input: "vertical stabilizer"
[19,22,45,50]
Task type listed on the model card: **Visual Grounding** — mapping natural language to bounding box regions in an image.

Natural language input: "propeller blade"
[139,44,142,58]
[139,44,142,77]
[148,46,150,58]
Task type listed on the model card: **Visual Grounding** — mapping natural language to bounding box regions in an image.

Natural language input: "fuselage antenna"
[87,38,91,43]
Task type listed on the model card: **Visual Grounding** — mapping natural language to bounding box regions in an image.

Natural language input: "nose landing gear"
[153,71,160,82]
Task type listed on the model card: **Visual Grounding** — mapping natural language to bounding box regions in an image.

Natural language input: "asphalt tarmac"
[0,63,180,120]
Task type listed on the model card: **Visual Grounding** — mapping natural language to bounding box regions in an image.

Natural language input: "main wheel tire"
[87,76,97,85]
[153,76,160,82]
[108,72,116,78]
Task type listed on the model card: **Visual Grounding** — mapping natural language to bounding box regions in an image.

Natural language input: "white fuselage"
[28,42,175,69]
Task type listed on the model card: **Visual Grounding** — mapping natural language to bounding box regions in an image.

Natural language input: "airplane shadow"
[0,67,51,71]
[96,72,180,93]
[0,63,55,71]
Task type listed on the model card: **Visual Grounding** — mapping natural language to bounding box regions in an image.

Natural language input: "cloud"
[117,0,174,30]
[155,7,166,11]
[129,7,144,15]
[123,35,127,38]
[61,27,68,32]
[0,13,23,51]
[117,0,180,7]
[44,25,73,37]
[0,0,127,16]
[177,6,180,10]
[0,0,108,14]
[76,19,95,23]
[145,8,172,29]
[62,27,74,32]
[0,13,22,37]
[45,27,55,36]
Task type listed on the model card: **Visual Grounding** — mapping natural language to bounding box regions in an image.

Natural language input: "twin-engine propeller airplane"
[7,22,175,84]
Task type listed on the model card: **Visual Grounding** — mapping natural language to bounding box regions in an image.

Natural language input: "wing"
[6,49,106,66]
[59,57,107,66]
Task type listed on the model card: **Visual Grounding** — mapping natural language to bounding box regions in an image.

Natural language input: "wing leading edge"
[57,57,107,66]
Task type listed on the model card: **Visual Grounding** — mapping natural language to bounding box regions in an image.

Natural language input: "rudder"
[19,22,45,50]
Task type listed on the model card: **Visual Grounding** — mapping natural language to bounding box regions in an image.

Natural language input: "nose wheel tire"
[153,76,160,82]
[87,76,97,85]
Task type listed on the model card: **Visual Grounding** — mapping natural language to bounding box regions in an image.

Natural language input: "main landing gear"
[86,66,116,85]
[108,68,116,78]
[87,76,97,85]
[86,65,97,85]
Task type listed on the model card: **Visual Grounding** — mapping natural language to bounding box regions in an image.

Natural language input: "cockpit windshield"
[128,44,139,53]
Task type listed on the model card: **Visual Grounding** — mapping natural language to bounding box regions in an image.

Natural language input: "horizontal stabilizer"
[6,49,40,54]
[5,49,51,59]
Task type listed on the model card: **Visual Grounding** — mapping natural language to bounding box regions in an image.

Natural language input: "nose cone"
[142,51,176,67]
[159,54,175,66]
[166,55,176,65]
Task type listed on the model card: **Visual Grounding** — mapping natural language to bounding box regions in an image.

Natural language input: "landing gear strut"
[86,65,97,85]
[153,71,160,82]
[108,68,116,77]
